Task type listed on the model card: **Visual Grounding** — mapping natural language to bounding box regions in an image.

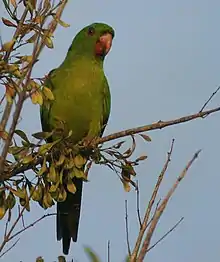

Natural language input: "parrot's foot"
[82,136,98,148]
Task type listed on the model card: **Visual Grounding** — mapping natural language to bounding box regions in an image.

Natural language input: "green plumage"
[40,23,114,255]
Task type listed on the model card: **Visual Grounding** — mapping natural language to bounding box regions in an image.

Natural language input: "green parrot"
[40,23,114,255]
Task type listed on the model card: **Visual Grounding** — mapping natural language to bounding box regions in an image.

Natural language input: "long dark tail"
[56,177,83,255]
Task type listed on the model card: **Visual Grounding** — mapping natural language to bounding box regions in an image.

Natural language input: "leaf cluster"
[0,127,150,220]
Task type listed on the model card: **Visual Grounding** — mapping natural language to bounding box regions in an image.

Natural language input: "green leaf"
[8,146,24,155]
[0,130,9,140]
[55,154,65,166]
[65,157,75,169]
[26,33,38,43]
[36,256,44,262]
[5,192,16,209]
[42,86,54,100]
[58,256,66,262]
[30,185,43,202]
[113,141,125,149]
[42,191,54,209]
[15,129,30,143]
[44,36,54,49]
[57,186,67,202]
[66,179,76,194]
[52,15,70,28]
[32,131,53,140]
[38,141,57,155]
[135,155,148,162]
[70,168,85,179]
[11,186,27,199]
[0,206,6,219]
[47,164,58,183]
[74,155,86,168]
[31,90,43,105]
[37,156,47,176]
[22,154,33,164]
[2,17,16,27]
[19,188,30,212]
[84,247,100,262]
[139,133,152,142]
[49,183,59,193]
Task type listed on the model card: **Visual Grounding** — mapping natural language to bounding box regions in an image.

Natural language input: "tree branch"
[2,106,218,180]
[146,217,184,253]
[137,150,201,261]
[98,106,220,144]
[8,213,56,242]
[130,139,174,261]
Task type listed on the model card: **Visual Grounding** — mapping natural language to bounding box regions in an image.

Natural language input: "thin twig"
[130,139,174,261]
[137,150,201,261]
[35,0,68,57]
[125,200,131,256]
[146,217,184,253]
[85,160,93,179]
[8,213,56,241]
[136,180,142,228]
[4,213,10,238]
[0,7,29,134]
[0,92,26,174]
[107,240,110,262]
[200,86,220,112]
[0,181,40,252]
[21,211,25,228]
[0,238,20,258]
[0,102,12,131]
[146,199,161,229]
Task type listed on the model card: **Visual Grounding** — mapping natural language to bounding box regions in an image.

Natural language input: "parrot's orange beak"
[95,32,113,56]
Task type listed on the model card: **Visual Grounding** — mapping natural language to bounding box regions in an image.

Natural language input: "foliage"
[0,1,149,259]
[0,1,219,261]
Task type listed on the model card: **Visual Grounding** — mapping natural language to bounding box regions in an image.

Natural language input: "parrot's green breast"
[43,57,110,144]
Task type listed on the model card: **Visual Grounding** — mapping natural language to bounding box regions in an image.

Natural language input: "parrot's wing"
[40,69,56,134]
[101,76,111,135]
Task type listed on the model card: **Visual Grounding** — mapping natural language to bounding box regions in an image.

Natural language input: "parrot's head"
[68,22,115,60]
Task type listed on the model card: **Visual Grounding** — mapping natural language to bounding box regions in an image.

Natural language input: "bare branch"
[107,240,110,262]
[125,200,131,257]
[0,238,20,259]
[130,139,174,261]
[0,102,12,132]
[136,181,142,228]
[147,217,184,253]
[8,213,56,242]
[200,86,220,112]
[0,92,26,174]
[98,107,220,144]
[137,150,201,261]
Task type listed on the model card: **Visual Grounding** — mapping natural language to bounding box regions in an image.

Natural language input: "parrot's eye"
[88,27,95,36]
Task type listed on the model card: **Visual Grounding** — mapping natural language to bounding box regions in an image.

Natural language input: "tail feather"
[57,177,83,255]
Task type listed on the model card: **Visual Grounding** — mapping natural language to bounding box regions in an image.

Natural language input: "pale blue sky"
[1,1,220,261]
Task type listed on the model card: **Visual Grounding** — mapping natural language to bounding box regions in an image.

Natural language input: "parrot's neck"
[62,52,104,68]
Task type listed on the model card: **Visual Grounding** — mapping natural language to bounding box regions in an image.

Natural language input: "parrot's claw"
[82,137,98,148]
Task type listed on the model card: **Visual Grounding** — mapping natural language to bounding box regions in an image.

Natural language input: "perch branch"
[3,106,219,179]
[98,106,220,144]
